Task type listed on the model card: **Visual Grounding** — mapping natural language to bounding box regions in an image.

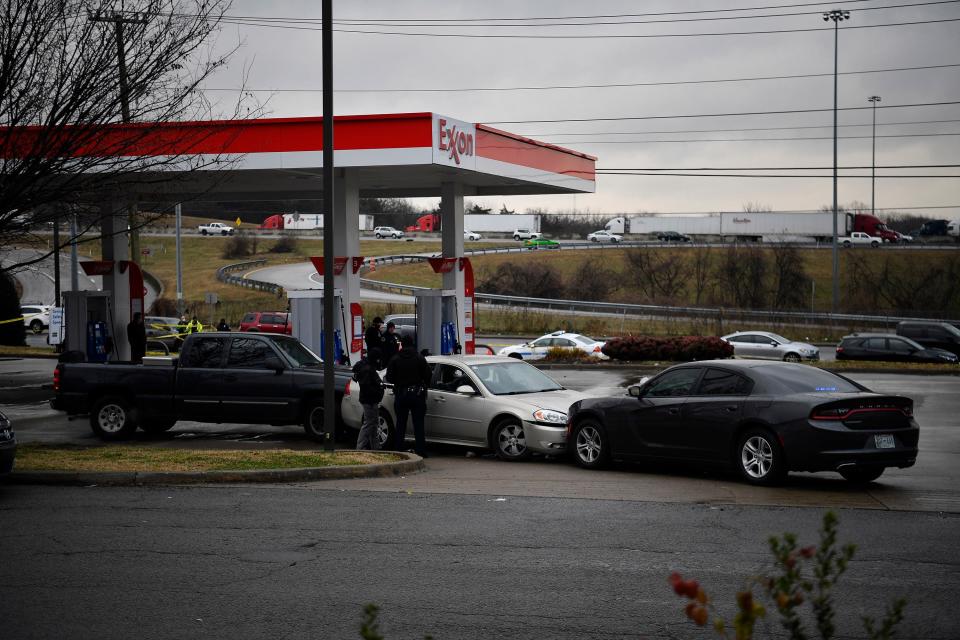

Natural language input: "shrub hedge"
[601,335,733,361]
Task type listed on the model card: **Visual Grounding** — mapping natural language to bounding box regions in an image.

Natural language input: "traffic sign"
[235,217,242,227]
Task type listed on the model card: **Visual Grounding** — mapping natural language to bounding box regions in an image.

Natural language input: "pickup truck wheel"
[843,240,852,248]
[201,229,208,235]
[90,396,137,440]
[140,419,176,435]
[221,230,228,236]
[871,241,879,248]
[303,402,327,442]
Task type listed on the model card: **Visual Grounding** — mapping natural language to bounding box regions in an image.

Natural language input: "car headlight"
[532,409,567,424]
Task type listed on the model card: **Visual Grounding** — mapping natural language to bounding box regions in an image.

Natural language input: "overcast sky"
[201,0,960,218]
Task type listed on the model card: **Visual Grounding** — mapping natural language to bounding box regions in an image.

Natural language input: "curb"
[6,451,425,486]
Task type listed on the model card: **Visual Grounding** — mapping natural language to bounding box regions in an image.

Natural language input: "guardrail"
[216,259,282,294]
[227,249,960,330]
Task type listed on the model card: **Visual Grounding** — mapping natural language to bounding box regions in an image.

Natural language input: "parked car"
[374,226,404,239]
[513,229,542,241]
[342,355,585,460]
[21,304,51,334]
[524,238,559,249]
[464,230,482,241]
[836,333,958,364]
[383,313,417,343]
[51,332,352,441]
[721,331,819,362]
[566,360,918,485]
[839,232,881,248]
[0,409,15,476]
[198,222,234,236]
[145,315,184,352]
[896,321,960,357]
[498,331,607,361]
[587,230,622,243]
[239,311,292,335]
[657,231,691,242]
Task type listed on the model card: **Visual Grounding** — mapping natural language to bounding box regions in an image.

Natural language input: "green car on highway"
[524,238,559,248]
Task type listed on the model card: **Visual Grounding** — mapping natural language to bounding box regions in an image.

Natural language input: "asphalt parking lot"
[2,357,957,512]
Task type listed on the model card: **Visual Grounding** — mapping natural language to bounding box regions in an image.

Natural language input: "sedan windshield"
[469,362,564,395]
[271,336,322,367]
[754,364,865,394]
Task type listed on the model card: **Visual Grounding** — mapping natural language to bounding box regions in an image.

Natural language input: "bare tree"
[480,261,565,299]
[567,255,618,301]
[624,248,687,302]
[0,0,256,273]
[690,245,713,305]
[716,245,767,309]
[769,243,809,310]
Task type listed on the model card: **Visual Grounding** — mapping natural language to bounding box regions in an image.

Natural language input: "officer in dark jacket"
[385,335,432,456]
[352,348,385,450]
[126,312,147,364]
[365,316,385,354]
[381,321,400,364]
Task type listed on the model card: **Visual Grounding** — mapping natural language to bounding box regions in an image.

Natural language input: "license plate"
[875,434,895,449]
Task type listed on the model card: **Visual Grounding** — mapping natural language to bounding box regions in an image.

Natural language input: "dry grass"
[15,444,401,472]
[366,246,954,315]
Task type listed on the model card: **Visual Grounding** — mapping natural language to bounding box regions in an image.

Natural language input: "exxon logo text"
[438,118,474,165]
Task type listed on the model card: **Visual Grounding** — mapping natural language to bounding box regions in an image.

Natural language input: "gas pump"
[414,290,460,356]
[62,290,114,362]
[288,289,355,365]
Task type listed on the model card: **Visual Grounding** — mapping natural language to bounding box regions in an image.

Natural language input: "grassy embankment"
[14,444,401,472]
[366,247,956,339]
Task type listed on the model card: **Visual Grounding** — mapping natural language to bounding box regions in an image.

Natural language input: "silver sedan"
[341,355,585,460]
[721,331,820,362]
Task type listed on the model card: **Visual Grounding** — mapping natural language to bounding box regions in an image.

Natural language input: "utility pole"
[868,95,882,216]
[91,11,149,265]
[322,0,336,451]
[823,8,851,315]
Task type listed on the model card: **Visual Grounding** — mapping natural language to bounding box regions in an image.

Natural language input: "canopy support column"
[440,181,465,351]
[333,169,361,364]
[100,201,132,361]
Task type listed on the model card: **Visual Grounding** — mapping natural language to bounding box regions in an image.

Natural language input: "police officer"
[365,316,385,353]
[187,315,203,333]
[385,334,432,457]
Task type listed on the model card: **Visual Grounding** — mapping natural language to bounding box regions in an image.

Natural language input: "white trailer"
[606,212,848,242]
[281,213,374,230]
[463,214,540,233]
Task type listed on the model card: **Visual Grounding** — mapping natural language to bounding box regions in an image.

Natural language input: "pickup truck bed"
[52,332,352,441]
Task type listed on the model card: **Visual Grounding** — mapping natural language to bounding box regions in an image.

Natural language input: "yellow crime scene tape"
[0,315,25,325]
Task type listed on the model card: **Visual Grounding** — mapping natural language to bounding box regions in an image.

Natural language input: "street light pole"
[868,95,882,216]
[823,8,850,314]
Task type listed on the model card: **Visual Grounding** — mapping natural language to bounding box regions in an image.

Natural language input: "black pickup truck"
[51,332,352,441]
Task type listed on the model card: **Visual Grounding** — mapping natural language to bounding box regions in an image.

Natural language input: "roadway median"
[6,444,424,486]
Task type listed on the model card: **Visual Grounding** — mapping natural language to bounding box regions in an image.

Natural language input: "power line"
[199,62,960,94]
[597,164,960,170]
[219,16,960,39]
[596,172,960,178]
[487,100,960,124]
[214,1,960,26]
[556,131,960,144]
[527,119,960,137]
[216,0,960,29]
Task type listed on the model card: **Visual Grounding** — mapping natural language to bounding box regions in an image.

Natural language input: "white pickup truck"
[839,232,881,248]
[512,228,542,241]
[198,222,234,236]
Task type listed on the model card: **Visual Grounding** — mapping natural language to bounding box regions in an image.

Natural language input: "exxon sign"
[433,115,476,169]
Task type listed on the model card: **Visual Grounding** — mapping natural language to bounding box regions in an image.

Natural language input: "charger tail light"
[835,346,844,354]
[593,346,602,353]
[53,365,61,393]
[810,398,913,421]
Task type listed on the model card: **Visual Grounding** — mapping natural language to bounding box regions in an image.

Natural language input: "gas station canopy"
[72,112,597,200]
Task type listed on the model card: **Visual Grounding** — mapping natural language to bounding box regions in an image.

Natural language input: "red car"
[239,311,292,335]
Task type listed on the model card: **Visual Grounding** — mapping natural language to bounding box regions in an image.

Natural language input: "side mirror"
[770,341,779,347]
[456,385,477,395]
[628,385,643,398]
[264,355,285,373]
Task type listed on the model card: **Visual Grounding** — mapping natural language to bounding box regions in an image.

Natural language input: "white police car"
[498,331,607,361]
